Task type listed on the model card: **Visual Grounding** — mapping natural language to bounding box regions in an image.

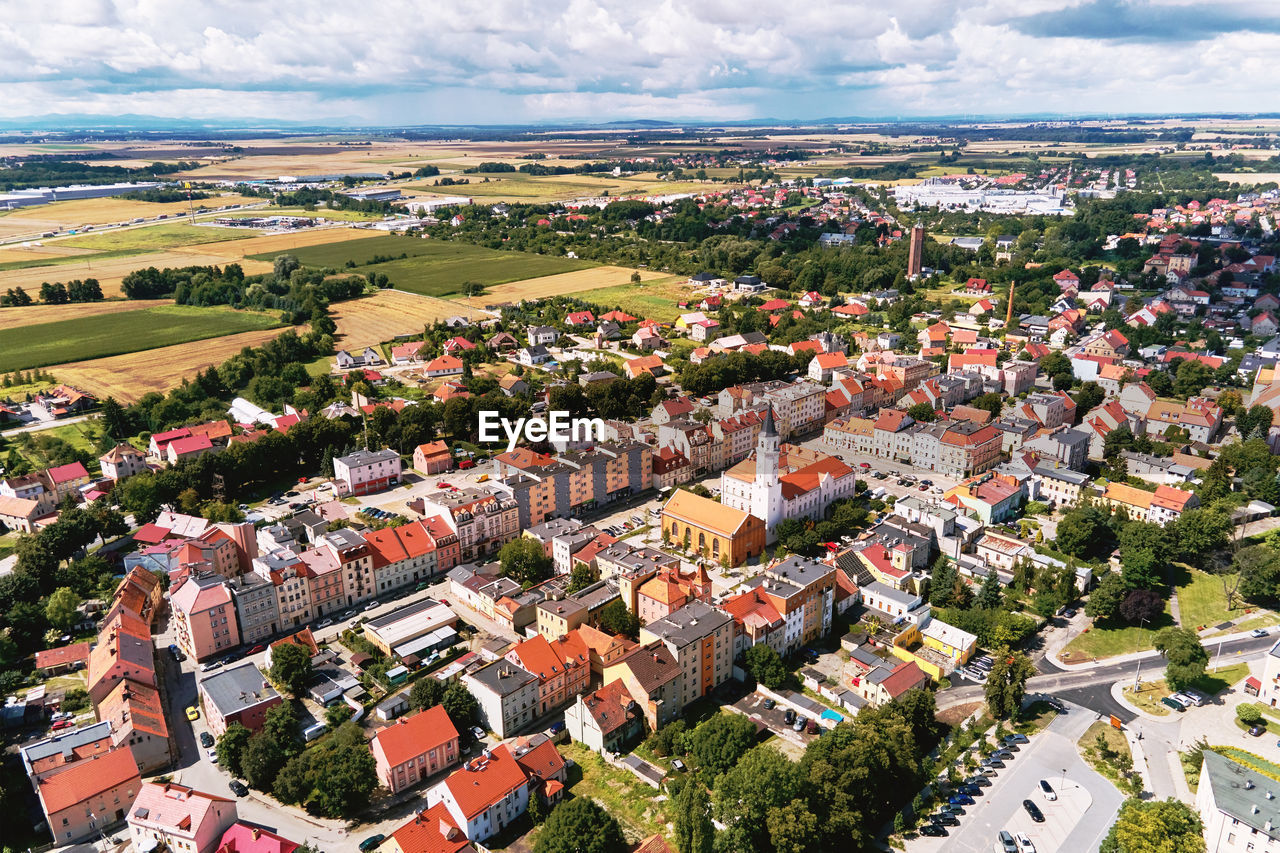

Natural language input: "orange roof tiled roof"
[385,802,472,853]
[36,748,140,815]
[373,705,458,768]
[442,744,528,820]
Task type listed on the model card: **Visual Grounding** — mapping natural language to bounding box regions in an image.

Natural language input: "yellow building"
[661,490,765,567]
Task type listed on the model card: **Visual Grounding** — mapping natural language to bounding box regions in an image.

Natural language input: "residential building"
[639,602,735,711]
[372,706,461,794]
[413,441,453,475]
[171,573,241,662]
[98,678,171,772]
[1096,481,1199,526]
[424,743,530,843]
[737,556,835,655]
[489,442,652,530]
[378,803,476,853]
[88,610,155,704]
[1198,749,1280,853]
[37,748,141,844]
[636,565,713,625]
[197,663,282,738]
[128,782,238,853]
[504,632,590,716]
[418,489,519,562]
[602,642,683,731]
[253,551,314,631]
[333,448,402,497]
[563,679,643,755]
[100,444,149,481]
[215,823,301,853]
[720,586,787,662]
[464,660,540,738]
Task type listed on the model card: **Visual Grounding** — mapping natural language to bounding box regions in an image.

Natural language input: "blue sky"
[2,0,1278,124]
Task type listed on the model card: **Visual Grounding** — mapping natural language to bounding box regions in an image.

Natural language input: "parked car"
[1016,831,1036,853]
[471,726,486,741]
[983,758,1005,769]
[200,732,215,748]
[967,775,991,788]
[185,706,200,721]
[1253,628,1270,638]
[316,618,333,629]
[1001,741,1020,752]
[672,758,687,772]
[934,814,960,826]
[793,716,807,732]
[364,600,381,611]
[1251,724,1267,737]
[199,661,222,673]
[763,698,776,710]
[1172,692,1199,708]
[1062,608,1077,618]
[919,823,947,837]
[1040,779,1057,801]
[948,794,974,806]
[50,720,74,731]
[979,767,999,777]
[806,720,819,735]
[784,709,796,725]
[247,645,265,655]
[207,748,218,763]
[342,609,358,620]
[1161,696,1186,712]
[957,784,982,796]
[1022,800,1045,822]
[939,804,964,816]
[998,830,1018,853]
[1005,733,1029,744]
[229,780,249,797]
[359,837,385,853]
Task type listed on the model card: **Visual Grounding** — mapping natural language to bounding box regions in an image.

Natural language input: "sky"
[2,0,1279,126]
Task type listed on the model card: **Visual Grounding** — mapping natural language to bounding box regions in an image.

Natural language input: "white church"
[720,407,859,543]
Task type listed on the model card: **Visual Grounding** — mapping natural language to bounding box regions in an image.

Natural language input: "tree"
[409,675,446,711]
[325,702,354,729]
[687,713,759,781]
[1238,544,1280,605]
[533,797,627,853]
[567,563,597,594]
[241,732,286,790]
[1055,504,1116,560]
[1119,589,1165,626]
[1072,381,1105,415]
[906,402,937,423]
[1237,704,1263,725]
[713,745,802,853]
[976,570,1003,610]
[970,392,1004,420]
[1099,797,1205,853]
[596,599,640,639]
[674,776,714,853]
[767,801,822,853]
[43,586,79,631]
[1085,572,1127,621]
[1154,627,1209,692]
[1171,509,1232,568]
[441,680,479,731]
[498,537,552,587]
[262,701,301,757]
[742,643,788,690]
[217,723,253,777]
[269,642,313,696]
[983,650,1036,720]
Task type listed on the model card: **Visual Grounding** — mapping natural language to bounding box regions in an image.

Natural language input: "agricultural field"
[561,275,693,322]
[55,222,264,252]
[0,298,170,332]
[49,325,302,403]
[462,266,670,308]
[248,234,594,298]
[0,244,96,265]
[0,305,285,373]
[329,290,485,348]
[0,193,262,239]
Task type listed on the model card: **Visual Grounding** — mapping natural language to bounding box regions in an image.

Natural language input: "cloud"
[0,0,1278,123]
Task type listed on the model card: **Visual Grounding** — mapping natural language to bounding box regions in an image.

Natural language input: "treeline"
[462,160,639,176]
[677,349,813,397]
[270,187,395,214]
[119,188,211,202]
[0,160,197,190]
[1,278,103,307]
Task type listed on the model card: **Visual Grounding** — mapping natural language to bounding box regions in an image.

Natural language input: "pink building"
[197,663,282,738]
[503,632,590,717]
[37,749,141,845]
[128,782,239,853]
[333,448,402,497]
[371,705,460,794]
[215,822,299,853]
[170,573,241,662]
[296,546,345,617]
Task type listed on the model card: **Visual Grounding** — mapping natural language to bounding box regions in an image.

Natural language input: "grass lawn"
[563,275,692,323]
[248,234,593,298]
[1122,663,1251,716]
[1061,602,1175,662]
[1079,721,1137,791]
[1176,565,1280,635]
[0,304,285,372]
[1014,701,1060,735]
[556,742,671,843]
[56,223,261,251]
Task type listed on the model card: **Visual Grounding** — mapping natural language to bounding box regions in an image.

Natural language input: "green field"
[56,223,262,251]
[0,305,284,372]
[564,275,691,322]
[249,235,594,297]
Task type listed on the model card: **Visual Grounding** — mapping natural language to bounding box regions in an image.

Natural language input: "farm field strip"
[454,266,671,308]
[0,193,262,239]
[330,290,485,347]
[0,298,171,331]
[0,304,285,373]
[558,275,691,322]
[54,222,265,252]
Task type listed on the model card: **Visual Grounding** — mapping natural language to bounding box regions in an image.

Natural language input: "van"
[477,474,489,483]
[303,722,328,742]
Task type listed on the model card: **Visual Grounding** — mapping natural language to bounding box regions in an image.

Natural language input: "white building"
[333,448,402,497]
[425,743,530,842]
[1198,749,1280,853]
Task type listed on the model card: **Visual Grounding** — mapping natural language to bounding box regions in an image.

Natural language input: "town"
[5,25,1280,853]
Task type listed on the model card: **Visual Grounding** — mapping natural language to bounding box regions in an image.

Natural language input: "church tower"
[752,406,784,543]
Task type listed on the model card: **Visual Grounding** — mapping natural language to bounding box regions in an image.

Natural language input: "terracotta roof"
[879,660,929,698]
[46,461,89,484]
[512,737,565,783]
[386,802,473,853]
[373,705,458,768]
[574,680,639,736]
[635,835,677,853]
[36,748,140,814]
[99,677,168,740]
[442,743,527,820]
[34,641,90,670]
[215,822,299,853]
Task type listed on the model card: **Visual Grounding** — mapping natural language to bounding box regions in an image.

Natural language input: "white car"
[1015,832,1036,853]
[1253,628,1270,638]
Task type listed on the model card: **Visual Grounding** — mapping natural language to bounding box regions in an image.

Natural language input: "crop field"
[50,325,302,403]
[0,193,261,239]
[0,298,170,332]
[329,290,485,348]
[458,266,669,308]
[248,234,594,297]
[561,275,692,322]
[56,223,264,251]
[0,304,285,373]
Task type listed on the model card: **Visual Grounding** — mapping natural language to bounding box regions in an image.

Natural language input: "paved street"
[908,706,1123,853]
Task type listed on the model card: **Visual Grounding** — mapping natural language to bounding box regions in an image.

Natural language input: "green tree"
[268,642,313,697]
[408,675,446,711]
[442,680,480,732]
[713,745,802,853]
[596,599,640,639]
[1170,508,1232,568]
[43,586,80,631]
[1154,627,1208,691]
[1055,504,1116,560]
[534,797,627,853]
[567,563,598,594]
[983,650,1036,720]
[216,723,253,777]
[499,537,552,587]
[1085,572,1127,621]
[674,776,715,853]
[326,702,354,729]
[262,702,302,757]
[976,570,1003,610]
[742,643,788,690]
[767,801,821,853]
[1237,704,1263,724]
[1099,797,1205,853]
[687,713,760,781]
[241,732,286,790]
[906,402,937,423]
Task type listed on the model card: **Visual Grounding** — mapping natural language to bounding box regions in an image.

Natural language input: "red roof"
[36,748,140,814]
[758,298,790,311]
[442,743,527,820]
[133,522,172,544]
[216,822,299,853]
[169,435,213,456]
[374,705,458,767]
[35,641,90,670]
[385,802,471,853]
[880,660,928,698]
[46,461,89,484]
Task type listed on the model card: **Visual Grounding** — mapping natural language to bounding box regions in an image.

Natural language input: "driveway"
[907,708,1123,853]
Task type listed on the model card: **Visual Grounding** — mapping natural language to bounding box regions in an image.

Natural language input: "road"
[1,413,93,437]
[909,705,1124,853]
[0,200,272,247]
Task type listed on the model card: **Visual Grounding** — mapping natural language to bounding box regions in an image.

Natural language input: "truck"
[871,487,887,500]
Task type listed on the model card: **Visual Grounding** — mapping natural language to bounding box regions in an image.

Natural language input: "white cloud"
[0,0,1276,122]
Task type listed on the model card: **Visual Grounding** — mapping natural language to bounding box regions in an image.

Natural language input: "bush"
[1238,704,1263,725]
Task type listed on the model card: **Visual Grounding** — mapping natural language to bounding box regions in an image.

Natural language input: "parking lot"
[732,691,823,750]
[907,707,1123,853]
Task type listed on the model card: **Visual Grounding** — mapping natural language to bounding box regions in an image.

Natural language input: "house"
[527,326,559,346]
[167,434,214,465]
[391,341,428,364]
[808,352,849,384]
[564,310,595,328]
[624,355,665,379]
[35,641,91,675]
[372,705,460,794]
[443,336,477,354]
[37,748,142,845]
[487,332,519,352]
[433,382,470,403]
[632,326,665,351]
[563,679,642,754]
[334,448,402,497]
[214,823,301,853]
[335,347,383,369]
[0,494,44,533]
[798,291,826,308]
[423,355,465,378]
[378,803,476,853]
[517,346,551,367]
[197,663,282,738]
[413,441,453,476]
[963,278,991,295]
[170,573,240,661]
[464,660,540,739]
[504,633,590,717]
[127,783,238,853]
[424,743,530,843]
[100,443,149,481]
[1052,269,1080,293]
[499,374,529,396]
[1196,749,1280,853]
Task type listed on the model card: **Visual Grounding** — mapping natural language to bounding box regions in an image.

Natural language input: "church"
[720,406,859,544]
